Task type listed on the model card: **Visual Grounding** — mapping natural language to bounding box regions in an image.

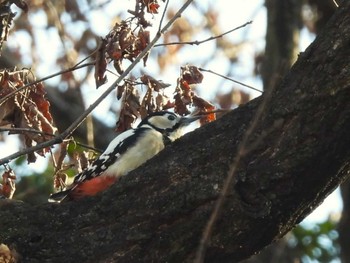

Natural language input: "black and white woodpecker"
[48,111,200,202]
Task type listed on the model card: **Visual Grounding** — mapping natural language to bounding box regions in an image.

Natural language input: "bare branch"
[158,0,170,32]
[0,127,55,137]
[0,62,94,106]
[199,67,263,93]
[155,21,252,47]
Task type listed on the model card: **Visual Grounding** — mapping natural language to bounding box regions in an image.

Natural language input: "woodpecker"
[48,111,200,202]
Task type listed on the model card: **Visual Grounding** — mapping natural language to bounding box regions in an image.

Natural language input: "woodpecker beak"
[179,115,201,126]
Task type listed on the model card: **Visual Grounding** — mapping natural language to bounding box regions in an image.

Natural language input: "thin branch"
[154,21,252,47]
[0,62,94,106]
[0,127,55,137]
[0,0,195,165]
[0,127,103,153]
[194,81,275,263]
[199,67,263,93]
[158,0,170,32]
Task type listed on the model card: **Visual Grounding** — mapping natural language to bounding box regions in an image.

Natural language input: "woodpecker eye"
[168,115,176,121]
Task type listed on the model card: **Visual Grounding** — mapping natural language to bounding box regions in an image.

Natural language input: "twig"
[0,0,195,165]
[194,81,275,263]
[199,67,263,93]
[0,62,94,106]
[333,0,339,7]
[0,127,103,153]
[0,127,55,137]
[158,0,170,32]
[154,21,252,47]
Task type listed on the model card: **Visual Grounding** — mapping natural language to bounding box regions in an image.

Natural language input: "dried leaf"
[174,93,190,116]
[94,39,108,88]
[0,69,57,163]
[72,151,90,174]
[181,65,203,84]
[147,2,160,14]
[117,84,125,100]
[0,243,18,263]
[53,172,68,190]
[140,87,153,117]
[0,4,16,52]
[155,93,170,110]
[55,140,69,172]
[193,95,216,124]
[138,30,150,65]
[116,84,140,132]
[140,74,171,92]
[104,22,152,74]
[0,169,16,199]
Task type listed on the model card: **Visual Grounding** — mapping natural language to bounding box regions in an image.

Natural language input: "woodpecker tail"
[48,176,117,203]
[48,188,73,203]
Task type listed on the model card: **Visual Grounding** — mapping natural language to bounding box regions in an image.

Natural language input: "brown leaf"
[116,84,140,132]
[94,39,108,88]
[174,93,190,116]
[0,4,16,52]
[55,140,69,172]
[181,65,204,85]
[0,169,16,199]
[192,95,216,124]
[117,84,125,100]
[140,87,153,117]
[74,151,90,172]
[138,30,150,65]
[0,69,58,163]
[144,0,160,14]
[140,74,171,92]
[155,93,171,110]
[0,243,18,263]
[53,172,68,190]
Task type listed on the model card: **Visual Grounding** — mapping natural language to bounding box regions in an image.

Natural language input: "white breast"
[105,129,165,177]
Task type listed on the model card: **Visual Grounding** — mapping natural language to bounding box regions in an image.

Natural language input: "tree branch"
[1,2,350,263]
[154,21,252,47]
[199,67,262,93]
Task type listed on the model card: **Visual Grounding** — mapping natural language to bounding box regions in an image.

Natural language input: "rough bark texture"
[1,2,350,263]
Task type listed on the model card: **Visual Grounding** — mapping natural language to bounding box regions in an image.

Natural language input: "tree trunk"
[2,2,350,263]
[262,0,302,90]
[339,180,350,263]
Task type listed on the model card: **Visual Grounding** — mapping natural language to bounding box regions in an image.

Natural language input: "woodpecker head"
[138,111,200,141]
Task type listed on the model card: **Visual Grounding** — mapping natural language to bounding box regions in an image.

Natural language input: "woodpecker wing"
[73,128,141,183]
[49,128,150,202]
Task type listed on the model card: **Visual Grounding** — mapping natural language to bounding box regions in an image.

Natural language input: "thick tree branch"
[1,2,350,263]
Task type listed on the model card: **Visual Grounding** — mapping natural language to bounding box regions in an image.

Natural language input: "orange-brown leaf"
[94,39,108,88]
[193,95,216,124]
[0,169,16,199]
[181,65,203,85]
[140,74,171,92]
[0,69,58,163]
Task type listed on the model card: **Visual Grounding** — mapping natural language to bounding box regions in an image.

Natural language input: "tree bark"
[2,2,350,263]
